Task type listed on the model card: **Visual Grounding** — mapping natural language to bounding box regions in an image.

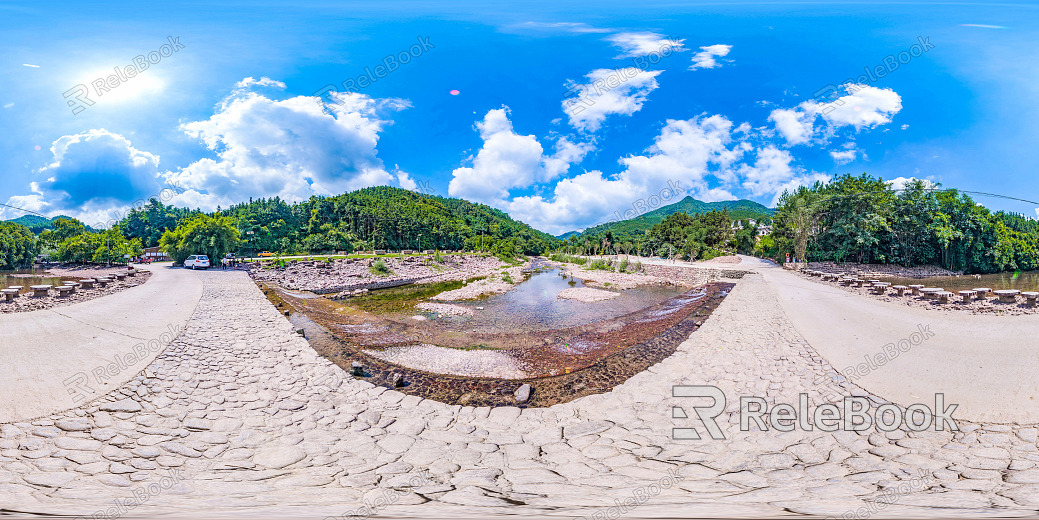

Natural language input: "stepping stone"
[958,290,977,303]
[919,288,942,298]
[909,284,925,295]
[973,287,992,299]
[1023,292,1039,306]
[30,285,52,297]
[994,289,1020,303]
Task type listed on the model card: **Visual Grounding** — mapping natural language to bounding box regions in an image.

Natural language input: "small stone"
[392,373,405,388]
[514,384,531,403]
[54,437,102,451]
[253,446,306,469]
[54,419,91,432]
[99,399,142,413]
[351,362,364,377]
[23,472,77,488]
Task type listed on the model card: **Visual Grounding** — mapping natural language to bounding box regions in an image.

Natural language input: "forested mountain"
[3,214,86,234]
[120,186,560,256]
[565,196,773,242]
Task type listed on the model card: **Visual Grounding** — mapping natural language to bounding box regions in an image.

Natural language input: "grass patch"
[586,258,615,271]
[369,258,393,276]
[501,273,514,284]
[549,253,588,265]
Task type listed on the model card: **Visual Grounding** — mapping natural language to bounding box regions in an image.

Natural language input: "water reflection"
[0,270,69,294]
[878,270,1039,293]
[451,266,684,332]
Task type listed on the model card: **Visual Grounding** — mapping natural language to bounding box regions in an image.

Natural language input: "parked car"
[258,251,274,257]
[184,255,211,269]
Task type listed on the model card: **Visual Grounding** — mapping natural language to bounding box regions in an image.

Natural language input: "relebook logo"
[672,385,958,440]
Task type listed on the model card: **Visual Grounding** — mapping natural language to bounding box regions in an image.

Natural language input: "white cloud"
[740,146,799,198]
[819,84,903,129]
[447,108,593,205]
[233,76,286,90]
[770,172,831,206]
[830,149,857,165]
[163,80,407,211]
[3,129,165,224]
[563,68,663,133]
[769,84,903,145]
[2,103,13,109]
[512,22,611,34]
[700,188,738,203]
[22,64,40,68]
[886,176,938,191]
[499,115,740,234]
[394,167,417,192]
[689,44,732,70]
[768,108,815,146]
[605,32,684,58]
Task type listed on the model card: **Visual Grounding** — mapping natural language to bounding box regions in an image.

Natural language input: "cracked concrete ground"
[3,268,1039,519]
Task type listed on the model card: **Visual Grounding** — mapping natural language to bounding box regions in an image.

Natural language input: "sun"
[72,66,167,105]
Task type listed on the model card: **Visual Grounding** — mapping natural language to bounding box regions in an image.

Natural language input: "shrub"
[369,258,393,276]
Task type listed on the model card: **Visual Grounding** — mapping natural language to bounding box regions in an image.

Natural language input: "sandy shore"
[430,264,528,300]
[557,287,619,302]
[556,264,668,290]
[416,302,474,316]
[364,344,527,378]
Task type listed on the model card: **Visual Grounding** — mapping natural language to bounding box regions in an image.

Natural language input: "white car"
[184,255,211,269]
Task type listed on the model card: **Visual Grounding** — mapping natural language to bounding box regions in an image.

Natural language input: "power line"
[0,202,48,219]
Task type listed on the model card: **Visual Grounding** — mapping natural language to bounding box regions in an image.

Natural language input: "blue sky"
[1,0,1037,234]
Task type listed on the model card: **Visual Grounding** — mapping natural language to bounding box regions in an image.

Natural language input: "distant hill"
[556,230,581,240]
[3,214,81,234]
[566,196,774,241]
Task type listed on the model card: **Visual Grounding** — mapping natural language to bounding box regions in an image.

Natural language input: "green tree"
[0,222,40,269]
[773,185,825,263]
[160,214,241,264]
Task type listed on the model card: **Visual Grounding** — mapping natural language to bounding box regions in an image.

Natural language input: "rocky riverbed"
[805,261,961,278]
[0,266,151,314]
[248,254,521,296]
[557,287,619,302]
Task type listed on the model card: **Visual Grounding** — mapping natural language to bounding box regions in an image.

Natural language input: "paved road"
[0,265,202,423]
[4,267,1039,517]
[618,254,1039,422]
[752,258,1039,423]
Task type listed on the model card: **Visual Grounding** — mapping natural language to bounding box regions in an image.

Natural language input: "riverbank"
[247,254,521,296]
[799,268,1038,315]
[0,266,151,314]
